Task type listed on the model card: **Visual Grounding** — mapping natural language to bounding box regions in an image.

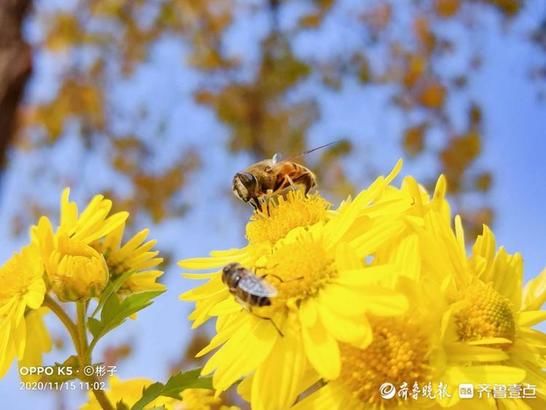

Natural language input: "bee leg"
[265,198,272,216]
[250,309,284,337]
[293,171,316,196]
[286,175,297,191]
[250,197,262,212]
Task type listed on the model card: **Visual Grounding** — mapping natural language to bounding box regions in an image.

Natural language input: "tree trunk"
[0,0,32,169]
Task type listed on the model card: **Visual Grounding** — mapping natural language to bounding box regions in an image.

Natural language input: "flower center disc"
[455,284,515,345]
[339,317,430,407]
[265,238,337,304]
[245,191,329,245]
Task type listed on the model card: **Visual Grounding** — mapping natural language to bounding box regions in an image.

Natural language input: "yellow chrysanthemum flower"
[31,188,129,301]
[290,233,445,409]
[437,221,546,409]
[81,377,237,410]
[291,227,528,410]
[32,187,163,300]
[95,222,165,294]
[33,217,109,301]
[0,244,46,378]
[181,161,419,409]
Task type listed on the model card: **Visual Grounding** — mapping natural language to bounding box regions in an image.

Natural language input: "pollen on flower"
[264,236,337,303]
[455,283,515,346]
[339,317,431,407]
[245,191,330,244]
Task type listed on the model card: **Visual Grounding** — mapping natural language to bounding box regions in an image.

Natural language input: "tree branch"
[0,0,33,170]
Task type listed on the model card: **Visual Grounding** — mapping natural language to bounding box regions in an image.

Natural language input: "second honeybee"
[221,262,278,308]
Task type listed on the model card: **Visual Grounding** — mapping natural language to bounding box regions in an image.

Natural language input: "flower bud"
[47,235,109,301]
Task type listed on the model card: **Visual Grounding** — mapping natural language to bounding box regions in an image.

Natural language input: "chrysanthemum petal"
[446,343,509,362]
[319,284,370,316]
[189,294,230,328]
[205,317,278,391]
[493,249,523,307]
[467,337,513,346]
[318,303,372,348]
[357,286,408,316]
[291,384,345,410]
[445,365,525,385]
[334,242,362,271]
[19,308,52,382]
[518,328,546,348]
[208,297,241,316]
[197,313,244,357]
[518,310,546,327]
[334,265,396,288]
[299,299,318,327]
[454,215,467,259]
[183,272,220,280]
[301,318,340,379]
[391,234,420,281]
[522,268,546,311]
[350,219,406,256]
[252,333,308,410]
[179,251,249,270]
[180,276,225,301]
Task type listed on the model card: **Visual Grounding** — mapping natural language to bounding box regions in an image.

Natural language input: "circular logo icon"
[83,365,95,377]
[379,382,396,399]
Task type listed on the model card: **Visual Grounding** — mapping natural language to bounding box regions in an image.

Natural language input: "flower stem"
[90,386,115,410]
[76,302,113,410]
[76,302,89,362]
[43,295,79,352]
[45,296,113,410]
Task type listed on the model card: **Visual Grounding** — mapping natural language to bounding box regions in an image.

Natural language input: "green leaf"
[101,291,121,323]
[87,317,102,339]
[91,270,135,318]
[161,369,212,399]
[131,369,212,410]
[90,290,165,347]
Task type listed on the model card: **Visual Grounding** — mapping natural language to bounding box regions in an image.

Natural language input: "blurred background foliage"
[1,0,546,407]
[12,0,546,234]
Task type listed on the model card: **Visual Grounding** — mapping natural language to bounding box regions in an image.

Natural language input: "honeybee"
[232,141,339,211]
[221,262,277,308]
[221,262,284,335]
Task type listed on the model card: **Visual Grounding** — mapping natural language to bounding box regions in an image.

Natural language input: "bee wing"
[238,275,278,297]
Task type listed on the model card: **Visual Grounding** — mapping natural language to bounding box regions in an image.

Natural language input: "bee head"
[222,262,241,284]
[232,172,258,202]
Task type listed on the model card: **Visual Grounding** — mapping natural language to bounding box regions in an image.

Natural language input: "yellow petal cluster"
[0,244,48,378]
[180,160,546,410]
[32,188,128,301]
[0,187,164,381]
[30,188,164,301]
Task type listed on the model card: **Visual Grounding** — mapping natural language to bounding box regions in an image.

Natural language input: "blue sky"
[1,1,545,409]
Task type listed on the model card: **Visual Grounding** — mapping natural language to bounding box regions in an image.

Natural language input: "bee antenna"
[301,140,343,156]
[288,140,344,161]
